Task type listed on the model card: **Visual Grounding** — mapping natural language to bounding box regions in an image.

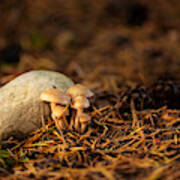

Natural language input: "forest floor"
[0,0,180,179]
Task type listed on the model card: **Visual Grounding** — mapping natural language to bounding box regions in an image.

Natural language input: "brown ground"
[0,0,180,179]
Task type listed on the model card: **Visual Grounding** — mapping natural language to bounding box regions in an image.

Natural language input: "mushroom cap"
[51,105,69,119]
[73,96,90,109]
[67,84,94,98]
[40,88,71,105]
[79,113,91,124]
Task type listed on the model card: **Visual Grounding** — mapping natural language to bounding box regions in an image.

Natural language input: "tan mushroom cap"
[73,96,90,109]
[79,113,91,124]
[67,84,94,98]
[40,88,71,105]
[51,105,69,119]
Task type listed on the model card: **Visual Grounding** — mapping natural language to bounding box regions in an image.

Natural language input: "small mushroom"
[40,89,71,130]
[67,84,94,132]
[40,88,71,107]
[67,84,94,98]
[79,113,91,133]
[72,96,90,110]
[51,105,69,131]
[72,96,90,130]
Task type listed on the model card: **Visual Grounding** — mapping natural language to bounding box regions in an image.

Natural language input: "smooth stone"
[0,70,74,140]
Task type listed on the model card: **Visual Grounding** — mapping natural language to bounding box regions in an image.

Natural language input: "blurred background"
[0,0,180,86]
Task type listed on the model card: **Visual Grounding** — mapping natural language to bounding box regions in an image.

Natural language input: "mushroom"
[73,96,90,110]
[40,88,71,130]
[51,105,69,131]
[79,113,91,133]
[66,84,94,132]
[67,84,94,98]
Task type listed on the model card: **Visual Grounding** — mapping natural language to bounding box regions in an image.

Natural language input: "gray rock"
[0,70,74,140]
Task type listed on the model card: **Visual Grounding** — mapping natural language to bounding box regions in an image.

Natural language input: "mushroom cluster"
[40,89,71,131]
[67,84,94,133]
[40,84,94,133]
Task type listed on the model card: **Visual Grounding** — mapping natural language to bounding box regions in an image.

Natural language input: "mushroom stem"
[50,102,56,111]
[55,117,66,131]
[79,114,91,133]
[80,124,87,133]
[69,110,76,130]
[74,109,82,131]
